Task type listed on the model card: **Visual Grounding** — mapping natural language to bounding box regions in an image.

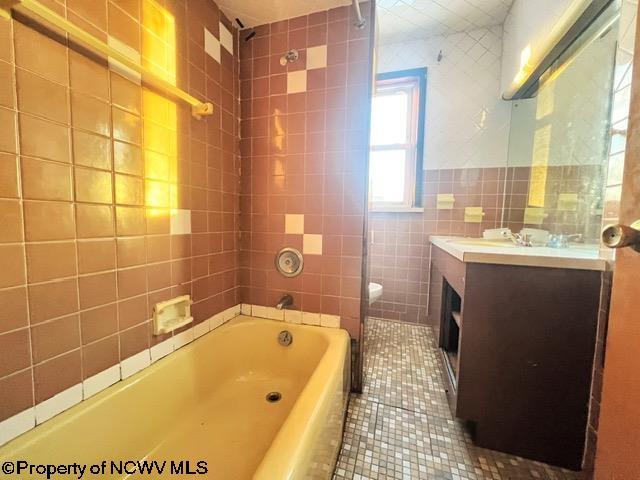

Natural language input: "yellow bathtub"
[0,316,351,479]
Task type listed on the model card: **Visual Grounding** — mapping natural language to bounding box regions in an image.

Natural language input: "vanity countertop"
[429,235,610,271]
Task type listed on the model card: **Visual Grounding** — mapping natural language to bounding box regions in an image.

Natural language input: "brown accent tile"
[113,140,142,175]
[0,60,15,108]
[80,303,117,344]
[16,68,69,124]
[118,294,148,329]
[67,10,106,44]
[107,2,140,51]
[31,314,80,364]
[147,262,171,291]
[115,173,144,205]
[13,22,69,85]
[34,350,81,403]
[0,286,29,334]
[117,266,147,299]
[112,107,142,145]
[77,238,116,273]
[72,130,111,170]
[78,271,117,309]
[74,167,113,204]
[0,107,17,154]
[146,210,170,234]
[115,206,146,236]
[116,236,146,267]
[28,278,79,324]
[71,91,111,136]
[67,0,107,32]
[171,258,190,285]
[171,234,191,259]
[0,369,34,422]
[26,241,77,283]
[111,73,141,115]
[119,322,149,360]
[146,235,170,262]
[0,328,31,378]
[0,199,23,242]
[0,153,19,197]
[69,50,109,100]
[19,114,70,163]
[76,203,114,238]
[82,334,118,379]
[0,18,11,64]
[0,244,26,288]
[20,157,72,201]
[24,200,75,241]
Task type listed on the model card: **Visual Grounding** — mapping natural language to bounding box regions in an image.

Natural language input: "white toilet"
[368,282,383,305]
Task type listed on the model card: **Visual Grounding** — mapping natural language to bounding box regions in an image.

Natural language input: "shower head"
[352,0,366,29]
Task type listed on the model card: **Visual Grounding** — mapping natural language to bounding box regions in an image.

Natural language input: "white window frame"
[368,70,425,213]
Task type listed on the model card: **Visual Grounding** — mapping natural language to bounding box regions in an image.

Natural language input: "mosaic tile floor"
[333,318,584,480]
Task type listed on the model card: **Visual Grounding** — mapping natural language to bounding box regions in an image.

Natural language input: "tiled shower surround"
[238,4,374,339]
[368,164,605,324]
[0,0,375,438]
[0,0,242,430]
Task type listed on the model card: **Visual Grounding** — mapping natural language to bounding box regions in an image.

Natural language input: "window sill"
[369,206,424,213]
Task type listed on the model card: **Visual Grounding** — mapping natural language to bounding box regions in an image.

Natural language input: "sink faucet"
[507,232,533,247]
[276,294,293,310]
[547,234,583,248]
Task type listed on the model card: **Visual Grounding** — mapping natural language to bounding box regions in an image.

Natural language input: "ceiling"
[377,0,514,45]
[217,0,351,28]
[218,0,514,44]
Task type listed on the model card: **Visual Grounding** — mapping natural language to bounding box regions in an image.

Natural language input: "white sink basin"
[429,235,607,271]
[451,239,516,248]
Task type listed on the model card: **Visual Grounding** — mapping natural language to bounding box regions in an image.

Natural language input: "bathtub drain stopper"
[278,330,293,346]
[266,392,282,403]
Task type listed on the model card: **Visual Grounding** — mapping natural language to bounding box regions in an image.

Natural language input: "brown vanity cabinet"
[430,245,601,471]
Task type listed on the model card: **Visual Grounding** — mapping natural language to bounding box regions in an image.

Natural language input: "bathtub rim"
[253,318,350,480]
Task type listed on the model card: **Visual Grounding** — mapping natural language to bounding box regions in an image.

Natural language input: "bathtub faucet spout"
[276,294,293,310]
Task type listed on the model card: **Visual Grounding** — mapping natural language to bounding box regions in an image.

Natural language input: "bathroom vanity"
[429,236,606,470]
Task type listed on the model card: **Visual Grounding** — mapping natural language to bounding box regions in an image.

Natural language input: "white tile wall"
[302,311,321,326]
[35,384,83,424]
[120,350,151,379]
[83,365,120,399]
[0,408,35,445]
[307,45,328,70]
[219,22,234,54]
[377,0,513,45]
[303,233,323,254]
[204,27,221,63]
[285,214,305,234]
[287,70,307,94]
[377,26,511,170]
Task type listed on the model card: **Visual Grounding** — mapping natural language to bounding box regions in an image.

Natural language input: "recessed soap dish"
[153,295,193,335]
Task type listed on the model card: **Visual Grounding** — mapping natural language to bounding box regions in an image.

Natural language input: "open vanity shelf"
[430,244,601,471]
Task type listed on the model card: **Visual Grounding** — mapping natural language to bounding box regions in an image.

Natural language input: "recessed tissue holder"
[153,295,193,335]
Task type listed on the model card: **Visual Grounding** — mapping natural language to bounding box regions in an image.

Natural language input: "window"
[369,68,426,211]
